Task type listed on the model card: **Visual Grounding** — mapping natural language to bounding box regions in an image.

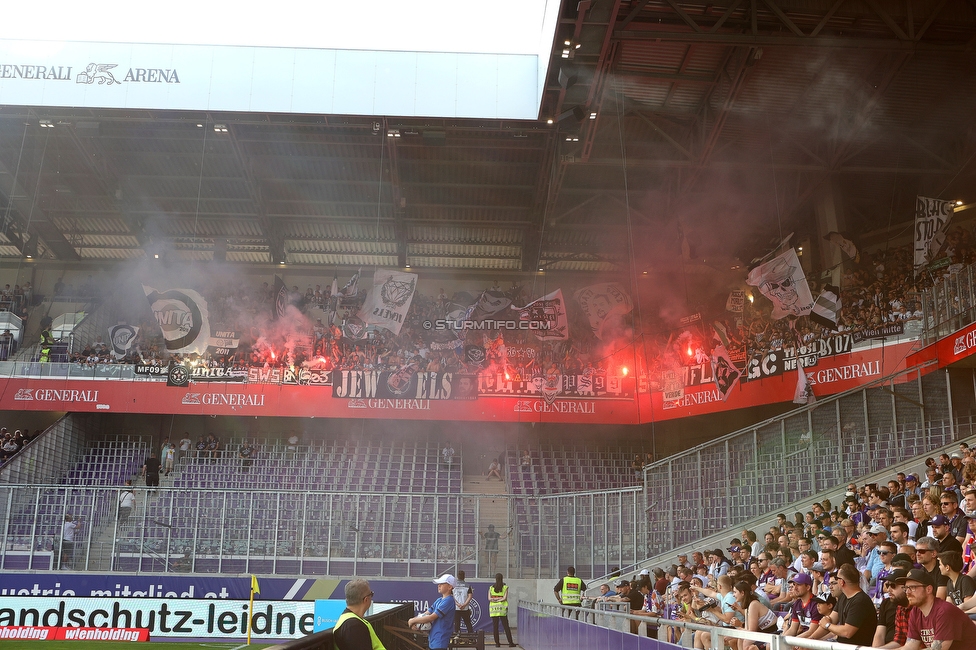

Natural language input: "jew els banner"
[356,269,418,335]
[143,286,211,354]
[745,249,814,319]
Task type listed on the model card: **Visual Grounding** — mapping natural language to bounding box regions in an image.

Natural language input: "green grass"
[3,641,275,650]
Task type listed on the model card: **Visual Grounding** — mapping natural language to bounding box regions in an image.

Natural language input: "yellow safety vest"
[561,576,582,605]
[333,610,385,650]
[489,585,509,617]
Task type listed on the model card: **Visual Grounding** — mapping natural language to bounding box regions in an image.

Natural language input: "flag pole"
[248,575,259,645]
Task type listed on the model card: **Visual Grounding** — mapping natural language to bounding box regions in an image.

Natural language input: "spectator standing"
[333,579,386,650]
[60,514,81,569]
[118,480,135,528]
[162,442,176,477]
[441,444,455,466]
[142,452,161,492]
[178,434,192,466]
[453,570,474,634]
[899,568,976,650]
[408,574,456,650]
[480,524,508,576]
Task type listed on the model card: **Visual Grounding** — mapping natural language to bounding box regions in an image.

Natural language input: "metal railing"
[0,414,92,485]
[523,601,880,650]
[642,363,963,556]
[921,260,976,344]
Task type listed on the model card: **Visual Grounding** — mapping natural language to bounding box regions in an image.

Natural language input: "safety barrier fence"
[921,260,976,344]
[521,601,878,650]
[642,363,969,556]
[0,479,642,581]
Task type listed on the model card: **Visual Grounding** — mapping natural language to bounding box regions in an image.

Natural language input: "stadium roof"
[0,0,974,275]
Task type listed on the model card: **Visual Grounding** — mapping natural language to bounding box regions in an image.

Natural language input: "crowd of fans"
[52,234,976,395]
[586,442,976,646]
[0,427,41,466]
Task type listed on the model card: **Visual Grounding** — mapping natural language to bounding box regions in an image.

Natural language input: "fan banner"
[793,367,816,405]
[272,275,289,320]
[726,290,745,313]
[513,289,569,341]
[143,285,211,354]
[824,231,859,262]
[710,344,741,402]
[914,196,954,271]
[574,283,633,340]
[810,284,841,331]
[356,269,418,335]
[107,325,139,358]
[746,248,814,319]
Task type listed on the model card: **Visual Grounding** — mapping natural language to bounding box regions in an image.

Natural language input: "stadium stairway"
[465,474,513,578]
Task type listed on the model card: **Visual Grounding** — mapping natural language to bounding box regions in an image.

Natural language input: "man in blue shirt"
[408,574,457,650]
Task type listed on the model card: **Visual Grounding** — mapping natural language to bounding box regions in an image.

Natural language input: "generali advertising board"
[0,341,918,424]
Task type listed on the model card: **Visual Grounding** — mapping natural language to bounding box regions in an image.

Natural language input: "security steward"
[38,317,54,362]
[333,578,386,650]
[553,565,586,607]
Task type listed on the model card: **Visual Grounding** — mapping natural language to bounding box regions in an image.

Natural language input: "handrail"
[525,601,875,650]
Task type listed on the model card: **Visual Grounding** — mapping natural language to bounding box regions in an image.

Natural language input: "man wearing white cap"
[409,574,457,650]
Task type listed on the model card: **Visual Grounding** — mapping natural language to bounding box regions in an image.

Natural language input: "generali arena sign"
[0,341,919,424]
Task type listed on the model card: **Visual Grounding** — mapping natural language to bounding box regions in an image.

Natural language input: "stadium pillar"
[814,179,847,287]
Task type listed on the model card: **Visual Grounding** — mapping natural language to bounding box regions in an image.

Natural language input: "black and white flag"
[810,284,841,331]
[794,367,816,405]
[710,343,741,402]
[357,269,418,335]
[746,249,814,319]
[143,286,211,354]
[107,324,139,359]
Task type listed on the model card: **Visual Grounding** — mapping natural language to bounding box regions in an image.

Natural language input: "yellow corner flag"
[248,575,259,645]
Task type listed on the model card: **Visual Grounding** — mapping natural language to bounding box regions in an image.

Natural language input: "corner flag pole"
[248,575,260,645]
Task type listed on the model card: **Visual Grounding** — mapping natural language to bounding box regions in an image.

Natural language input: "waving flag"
[143,286,211,354]
[746,249,814,319]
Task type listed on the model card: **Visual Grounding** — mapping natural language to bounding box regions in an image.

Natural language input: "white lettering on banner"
[0,627,50,639]
[363,399,431,410]
[0,597,315,639]
[180,392,265,407]
[814,361,881,384]
[201,394,265,407]
[13,389,98,403]
[953,330,976,356]
[513,400,596,414]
